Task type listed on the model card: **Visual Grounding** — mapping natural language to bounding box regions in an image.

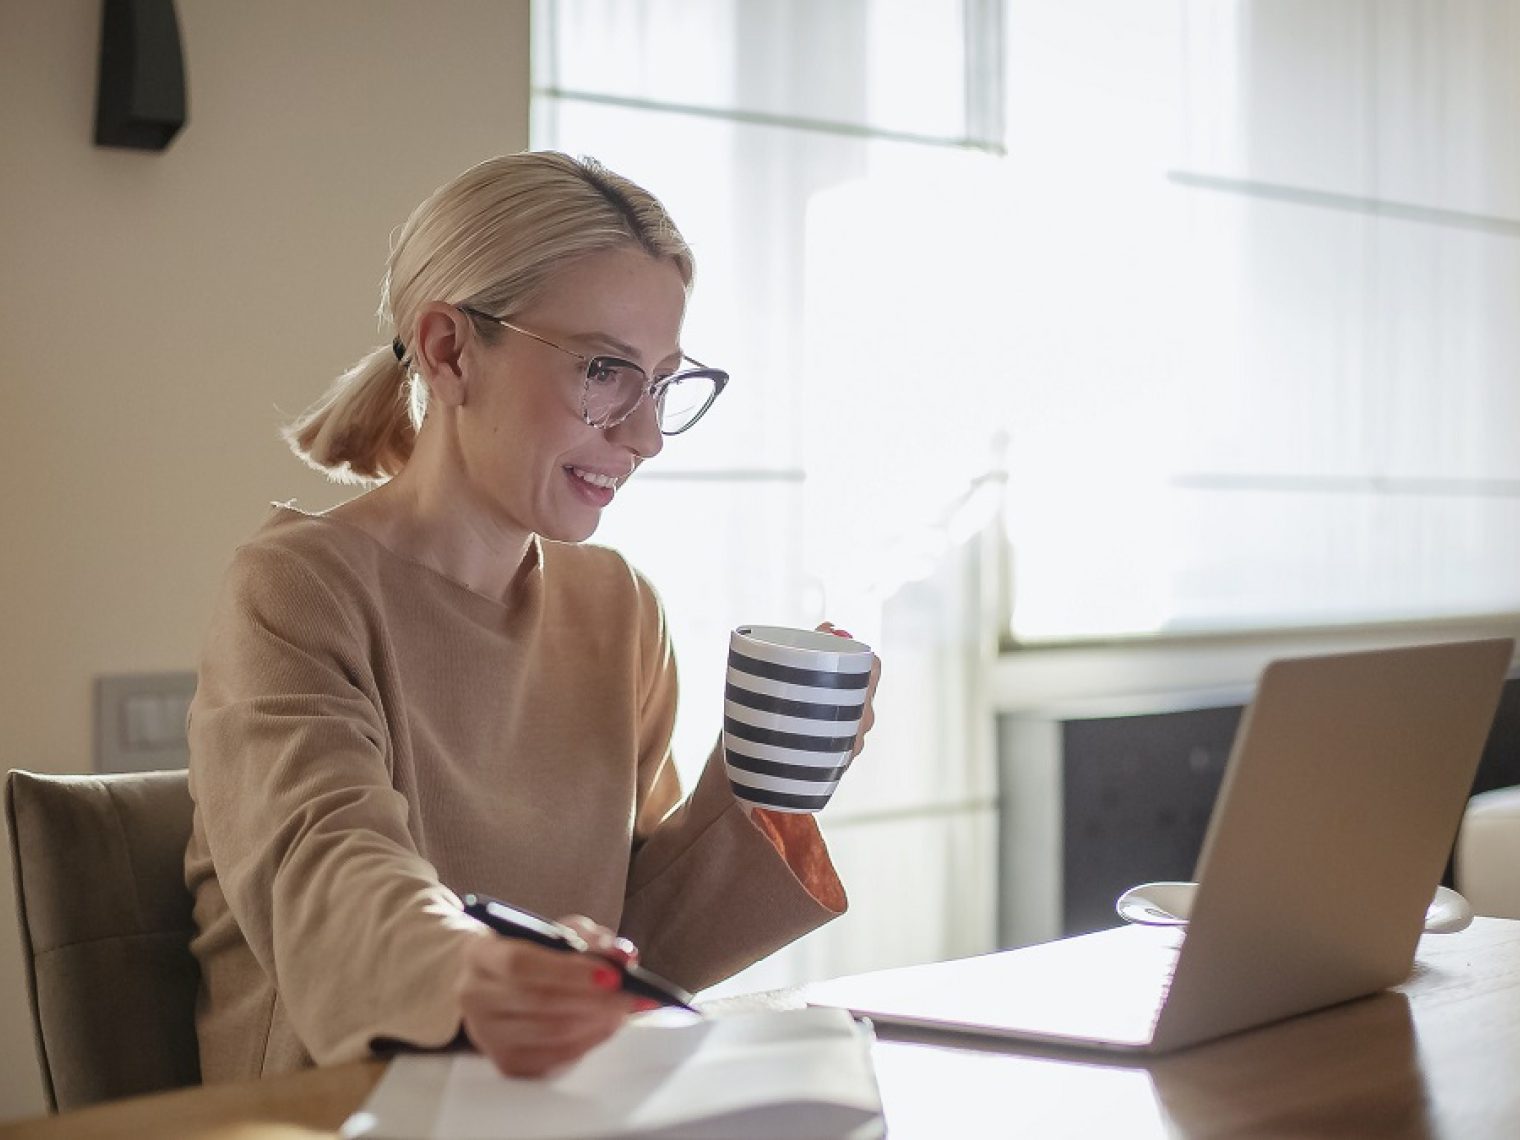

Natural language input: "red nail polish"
[832,628,853,639]
[592,966,621,991]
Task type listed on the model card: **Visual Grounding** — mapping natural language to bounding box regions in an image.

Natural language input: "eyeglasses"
[458,306,729,436]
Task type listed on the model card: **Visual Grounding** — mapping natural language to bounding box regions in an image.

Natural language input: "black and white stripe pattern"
[722,625,873,813]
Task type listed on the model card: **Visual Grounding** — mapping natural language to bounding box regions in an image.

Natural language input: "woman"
[184,152,878,1083]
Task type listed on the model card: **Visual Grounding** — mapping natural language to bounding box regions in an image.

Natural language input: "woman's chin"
[541,511,603,545]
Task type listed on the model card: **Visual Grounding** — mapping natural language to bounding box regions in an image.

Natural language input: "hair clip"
[392,338,406,361]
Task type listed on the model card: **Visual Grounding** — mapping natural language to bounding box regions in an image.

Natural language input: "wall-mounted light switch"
[94,672,197,773]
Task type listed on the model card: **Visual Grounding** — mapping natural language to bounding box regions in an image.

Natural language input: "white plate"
[1115,880,1474,935]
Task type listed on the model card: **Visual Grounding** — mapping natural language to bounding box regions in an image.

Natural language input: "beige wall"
[0,0,530,1119]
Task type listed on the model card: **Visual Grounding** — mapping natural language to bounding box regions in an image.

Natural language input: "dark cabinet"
[998,678,1520,947]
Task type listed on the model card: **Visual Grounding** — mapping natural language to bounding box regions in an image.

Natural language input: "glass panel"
[590,476,808,787]
[1003,0,1520,638]
[1373,213,1520,482]
[1170,187,1371,480]
[1179,0,1374,198]
[534,0,970,141]
[540,0,1520,645]
[1373,0,1520,219]
[700,807,998,995]
[535,94,804,472]
[1165,489,1520,629]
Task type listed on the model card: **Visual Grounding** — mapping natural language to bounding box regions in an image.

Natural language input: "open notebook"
[341,1007,883,1140]
[808,639,1513,1054]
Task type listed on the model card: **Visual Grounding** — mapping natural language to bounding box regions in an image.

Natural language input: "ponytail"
[282,344,422,485]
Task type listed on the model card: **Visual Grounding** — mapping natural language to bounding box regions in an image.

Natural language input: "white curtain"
[534,0,1005,991]
[997,0,1520,638]
[533,0,1520,990]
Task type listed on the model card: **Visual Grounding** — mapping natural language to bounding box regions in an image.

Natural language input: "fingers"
[852,653,882,757]
[460,935,618,1009]
[815,621,880,759]
[559,914,640,967]
[468,1001,629,1078]
[458,935,637,1077]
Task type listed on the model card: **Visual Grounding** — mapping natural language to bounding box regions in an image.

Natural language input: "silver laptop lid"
[1152,638,1513,1050]
[804,638,1512,1053]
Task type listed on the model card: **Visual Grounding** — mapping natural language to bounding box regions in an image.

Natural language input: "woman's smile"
[564,463,628,508]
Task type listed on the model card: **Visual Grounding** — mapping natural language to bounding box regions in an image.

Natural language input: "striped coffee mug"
[723,625,874,813]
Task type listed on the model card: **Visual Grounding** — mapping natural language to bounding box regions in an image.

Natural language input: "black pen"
[461,893,700,1014]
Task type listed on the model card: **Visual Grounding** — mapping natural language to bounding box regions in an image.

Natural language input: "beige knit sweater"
[184,506,844,1083]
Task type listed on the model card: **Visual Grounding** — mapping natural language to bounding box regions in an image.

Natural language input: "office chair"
[5,769,201,1112]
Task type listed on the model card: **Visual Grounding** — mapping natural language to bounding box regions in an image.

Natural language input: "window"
[531,0,1520,985]
[538,0,1520,653]
[533,0,1007,776]
[533,0,1007,987]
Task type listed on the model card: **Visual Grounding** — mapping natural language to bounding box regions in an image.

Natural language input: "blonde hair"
[284,152,695,484]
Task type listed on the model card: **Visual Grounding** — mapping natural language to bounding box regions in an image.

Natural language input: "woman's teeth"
[569,466,620,490]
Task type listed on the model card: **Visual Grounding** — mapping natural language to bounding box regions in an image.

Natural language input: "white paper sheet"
[344,1007,884,1140]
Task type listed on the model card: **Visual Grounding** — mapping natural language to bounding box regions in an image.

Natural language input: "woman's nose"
[608,391,665,459]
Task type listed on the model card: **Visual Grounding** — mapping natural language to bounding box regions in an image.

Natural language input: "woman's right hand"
[457,915,646,1077]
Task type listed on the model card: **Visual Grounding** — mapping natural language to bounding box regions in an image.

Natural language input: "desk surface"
[6,918,1520,1139]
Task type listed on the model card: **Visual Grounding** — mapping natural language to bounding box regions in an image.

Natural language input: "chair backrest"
[4,769,201,1112]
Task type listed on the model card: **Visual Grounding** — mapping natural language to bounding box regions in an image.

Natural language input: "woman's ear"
[412,302,472,407]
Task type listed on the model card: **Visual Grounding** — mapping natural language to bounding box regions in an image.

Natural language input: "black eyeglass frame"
[456,305,729,436]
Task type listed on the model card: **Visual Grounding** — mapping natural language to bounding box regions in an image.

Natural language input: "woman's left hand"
[816,622,880,759]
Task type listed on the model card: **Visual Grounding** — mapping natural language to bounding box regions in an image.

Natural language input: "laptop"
[806,638,1514,1054]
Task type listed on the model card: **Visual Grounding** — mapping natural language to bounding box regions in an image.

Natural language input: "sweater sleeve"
[188,545,482,1064]
[617,577,847,992]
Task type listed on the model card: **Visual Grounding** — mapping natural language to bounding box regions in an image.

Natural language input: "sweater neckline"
[269,502,543,613]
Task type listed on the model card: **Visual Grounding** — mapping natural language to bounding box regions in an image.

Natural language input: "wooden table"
[6,918,1520,1139]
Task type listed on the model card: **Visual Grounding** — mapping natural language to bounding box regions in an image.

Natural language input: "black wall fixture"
[94,0,187,151]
